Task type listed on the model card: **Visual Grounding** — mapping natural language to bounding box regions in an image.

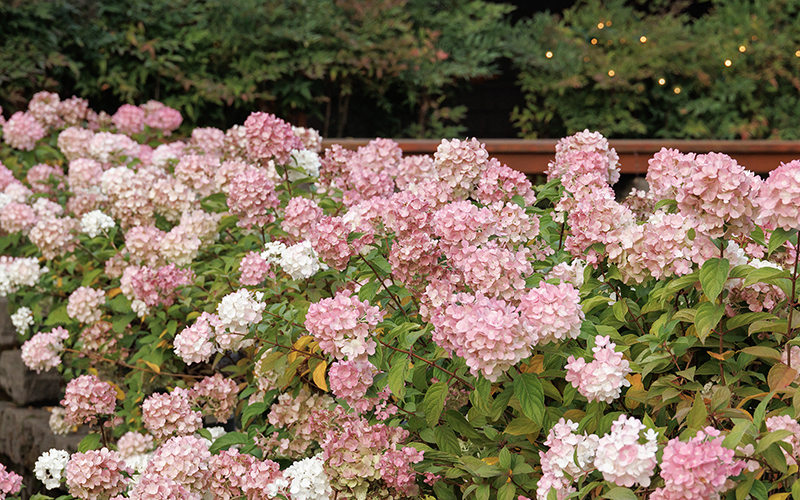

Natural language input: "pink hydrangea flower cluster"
[27,163,65,193]
[676,152,761,237]
[141,101,183,135]
[21,326,69,373]
[242,458,288,500]
[448,242,532,300]
[329,359,376,412]
[67,158,104,191]
[263,388,334,459]
[145,435,211,493]
[149,177,196,223]
[0,201,38,234]
[116,431,154,458]
[281,197,323,239]
[292,125,323,152]
[645,148,696,200]
[474,158,537,205]
[304,290,385,361]
[244,112,302,164]
[308,215,373,271]
[29,216,79,260]
[190,127,225,155]
[376,445,425,497]
[58,127,94,161]
[757,159,800,231]
[548,129,620,185]
[189,373,239,422]
[58,95,90,125]
[594,415,658,487]
[3,111,46,151]
[112,104,146,135]
[28,91,63,128]
[67,286,106,324]
[565,335,631,403]
[227,167,280,228]
[65,448,131,500]
[394,154,436,189]
[174,311,219,364]
[766,415,800,465]
[562,186,636,265]
[389,230,443,290]
[207,449,254,500]
[120,264,194,317]
[432,200,494,249]
[537,418,599,500]
[61,374,117,425]
[518,282,584,345]
[650,427,745,500]
[125,226,165,266]
[0,255,48,296]
[129,473,199,500]
[312,406,415,500]
[79,321,119,354]
[142,388,202,440]
[89,132,140,165]
[433,137,490,198]
[239,251,272,285]
[0,463,23,499]
[175,154,219,198]
[431,292,529,381]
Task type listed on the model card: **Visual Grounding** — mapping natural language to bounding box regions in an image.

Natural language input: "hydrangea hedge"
[2,92,800,500]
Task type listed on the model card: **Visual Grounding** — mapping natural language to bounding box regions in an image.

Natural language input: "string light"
[674,87,681,94]
[591,38,598,45]
[751,35,758,41]
[640,36,647,43]
[584,56,590,62]
[658,78,666,85]
[545,51,553,58]
[739,45,746,52]
[608,70,615,76]
[724,59,732,66]
[598,22,604,29]
[796,50,800,57]
[606,21,612,26]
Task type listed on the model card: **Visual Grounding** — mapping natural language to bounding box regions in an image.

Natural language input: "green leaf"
[744,267,790,287]
[434,426,461,455]
[686,393,708,429]
[739,346,781,361]
[81,268,104,287]
[387,358,409,401]
[694,302,726,343]
[769,227,793,255]
[423,381,448,427]
[602,487,638,500]
[77,433,102,452]
[44,305,71,326]
[753,391,777,431]
[514,373,545,423]
[497,482,515,500]
[241,402,267,426]
[750,479,769,500]
[699,257,729,302]
[112,313,137,333]
[504,416,540,436]
[792,478,800,500]
[755,429,793,454]
[208,431,249,453]
[722,420,751,450]
[433,482,457,500]
[444,410,481,440]
[727,312,778,331]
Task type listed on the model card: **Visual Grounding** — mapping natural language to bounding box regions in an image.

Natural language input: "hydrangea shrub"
[2,94,800,500]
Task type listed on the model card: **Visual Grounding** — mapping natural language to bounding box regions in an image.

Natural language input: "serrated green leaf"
[504,416,540,436]
[497,482,515,500]
[208,431,249,453]
[722,420,751,450]
[695,301,725,343]
[602,487,638,500]
[77,433,101,452]
[744,267,790,287]
[769,227,793,255]
[387,358,409,401]
[514,373,545,423]
[700,257,729,302]
[434,426,460,455]
[423,381,448,427]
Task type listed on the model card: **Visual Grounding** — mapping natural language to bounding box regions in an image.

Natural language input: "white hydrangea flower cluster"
[283,454,332,500]
[216,290,265,349]
[10,306,34,334]
[288,149,321,180]
[34,448,71,490]
[265,240,326,280]
[49,407,72,435]
[80,210,115,238]
[594,415,659,488]
[0,256,49,297]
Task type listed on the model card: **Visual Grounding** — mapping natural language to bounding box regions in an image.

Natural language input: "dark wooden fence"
[324,139,800,175]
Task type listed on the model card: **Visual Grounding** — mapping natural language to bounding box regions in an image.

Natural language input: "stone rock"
[0,297,17,348]
[0,350,63,406]
[0,401,85,470]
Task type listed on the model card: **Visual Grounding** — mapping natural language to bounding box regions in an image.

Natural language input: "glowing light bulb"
[795,50,800,57]
[739,45,746,52]
[658,78,666,85]
[640,36,647,43]
[608,70,615,76]
[591,38,598,45]
[724,59,732,66]
[674,87,681,94]
[598,23,604,29]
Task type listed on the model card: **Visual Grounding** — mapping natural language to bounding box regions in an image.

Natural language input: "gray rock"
[0,401,85,470]
[0,350,63,406]
[0,297,17,348]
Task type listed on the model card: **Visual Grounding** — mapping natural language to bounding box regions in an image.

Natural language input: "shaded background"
[1,0,799,139]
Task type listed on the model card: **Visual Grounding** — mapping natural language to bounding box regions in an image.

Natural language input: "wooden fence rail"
[323,139,800,175]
